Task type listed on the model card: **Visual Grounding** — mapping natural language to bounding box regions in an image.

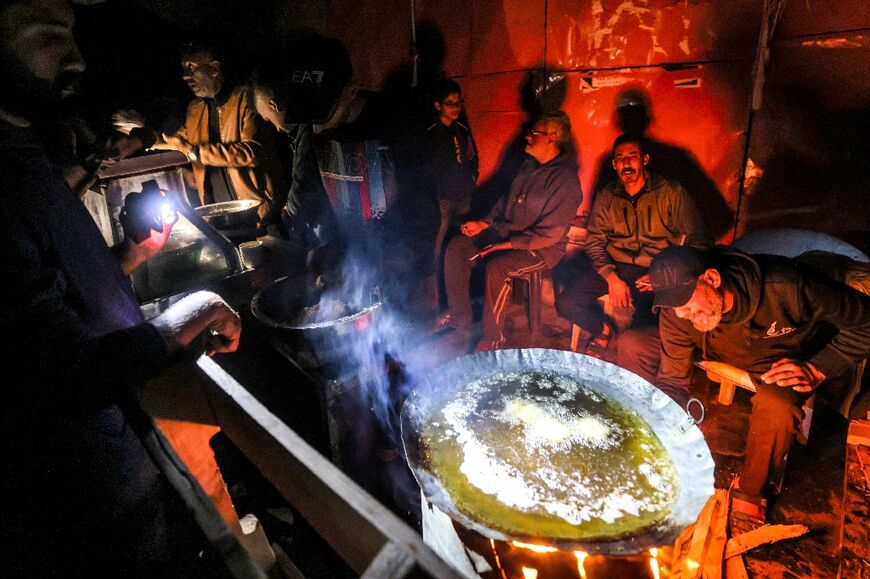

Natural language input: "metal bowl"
[195,199,262,230]
[250,275,383,365]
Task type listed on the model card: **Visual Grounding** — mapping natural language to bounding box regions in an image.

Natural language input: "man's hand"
[112,109,145,135]
[761,358,826,393]
[161,132,194,158]
[606,273,633,308]
[460,221,489,237]
[117,209,178,276]
[151,291,242,357]
[478,241,512,258]
[635,273,652,292]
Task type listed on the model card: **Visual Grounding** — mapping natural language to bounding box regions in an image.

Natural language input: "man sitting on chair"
[624,245,870,535]
[435,111,582,351]
[554,133,709,357]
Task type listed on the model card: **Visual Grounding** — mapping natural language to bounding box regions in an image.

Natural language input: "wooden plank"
[723,525,809,559]
[195,356,463,579]
[846,420,870,447]
[687,493,721,577]
[672,520,696,561]
[695,361,755,392]
[702,490,730,579]
[724,554,749,579]
[361,542,415,579]
[838,443,870,578]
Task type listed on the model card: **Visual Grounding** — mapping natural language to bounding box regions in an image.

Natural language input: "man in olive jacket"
[555,133,710,354]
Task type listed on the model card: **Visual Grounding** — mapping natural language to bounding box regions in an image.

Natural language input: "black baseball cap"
[259,33,353,125]
[649,246,708,310]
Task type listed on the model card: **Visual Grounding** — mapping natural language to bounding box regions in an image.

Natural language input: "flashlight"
[119,179,176,243]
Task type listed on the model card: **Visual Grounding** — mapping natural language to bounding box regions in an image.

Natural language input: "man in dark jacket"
[437,110,582,349]
[555,133,710,356]
[418,78,479,307]
[634,245,870,533]
[0,1,245,574]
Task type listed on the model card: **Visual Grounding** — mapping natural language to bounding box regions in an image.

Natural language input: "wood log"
[723,524,809,559]
[724,554,749,579]
[847,419,870,447]
[702,491,730,579]
[687,494,720,577]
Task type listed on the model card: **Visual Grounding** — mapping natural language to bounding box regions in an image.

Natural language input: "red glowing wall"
[326,0,870,247]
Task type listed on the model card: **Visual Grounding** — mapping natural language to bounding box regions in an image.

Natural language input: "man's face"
[0,0,85,121]
[524,122,554,162]
[181,50,222,98]
[253,88,287,132]
[434,91,462,124]
[672,279,724,332]
[612,141,649,189]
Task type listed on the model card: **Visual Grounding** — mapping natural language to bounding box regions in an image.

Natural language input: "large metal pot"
[401,348,714,555]
[250,275,382,366]
[195,199,262,230]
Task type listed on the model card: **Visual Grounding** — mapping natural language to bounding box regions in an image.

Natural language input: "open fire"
[468,536,671,579]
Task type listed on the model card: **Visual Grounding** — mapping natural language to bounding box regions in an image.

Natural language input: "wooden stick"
[724,554,749,579]
[723,524,809,559]
[687,494,720,576]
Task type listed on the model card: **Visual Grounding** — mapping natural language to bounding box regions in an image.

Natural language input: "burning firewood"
[723,524,809,559]
[667,489,808,579]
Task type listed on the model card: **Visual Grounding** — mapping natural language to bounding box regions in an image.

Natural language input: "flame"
[511,541,559,553]
[521,568,538,579]
[573,550,589,579]
[687,558,700,570]
[649,548,660,579]
[490,538,508,579]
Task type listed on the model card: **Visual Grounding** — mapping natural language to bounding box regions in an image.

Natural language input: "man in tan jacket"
[162,39,285,226]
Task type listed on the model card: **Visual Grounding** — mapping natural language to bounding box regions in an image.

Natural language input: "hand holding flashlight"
[117,180,179,275]
[119,180,177,244]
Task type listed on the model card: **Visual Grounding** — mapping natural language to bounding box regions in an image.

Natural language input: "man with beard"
[437,110,582,350]
[554,133,709,357]
[629,245,870,535]
[0,1,249,575]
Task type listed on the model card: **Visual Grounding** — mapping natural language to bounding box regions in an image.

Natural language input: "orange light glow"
[521,567,538,579]
[649,548,660,579]
[489,538,508,579]
[512,540,559,553]
[687,558,700,570]
[573,550,589,579]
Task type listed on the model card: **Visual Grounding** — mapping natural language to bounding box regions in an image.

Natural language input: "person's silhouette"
[592,88,732,240]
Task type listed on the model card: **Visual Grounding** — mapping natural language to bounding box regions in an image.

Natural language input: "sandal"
[584,322,614,359]
[729,490,767,536]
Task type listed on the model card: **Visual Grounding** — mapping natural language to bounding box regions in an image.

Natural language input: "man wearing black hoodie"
[437,110,582,350]
[633,245,870,534]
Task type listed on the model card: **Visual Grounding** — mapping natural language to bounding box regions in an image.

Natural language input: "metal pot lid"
[401,348,714,554]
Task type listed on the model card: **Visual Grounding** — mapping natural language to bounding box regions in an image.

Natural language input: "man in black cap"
[621,245,870,534]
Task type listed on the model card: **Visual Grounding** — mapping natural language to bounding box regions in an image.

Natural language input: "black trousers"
[554,253,656,335]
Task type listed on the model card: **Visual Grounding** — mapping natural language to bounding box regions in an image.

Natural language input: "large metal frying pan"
[401,348,714,555]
